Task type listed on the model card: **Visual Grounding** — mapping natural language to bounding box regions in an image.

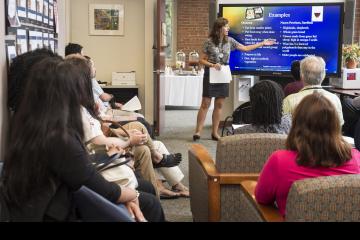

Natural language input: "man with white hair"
[283,55,344,126]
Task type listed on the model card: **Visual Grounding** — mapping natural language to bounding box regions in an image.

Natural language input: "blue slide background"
[223,5,342,75]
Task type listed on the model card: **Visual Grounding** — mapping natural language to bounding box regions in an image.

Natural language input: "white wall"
[69,0,151,118]
[0,1,7,160]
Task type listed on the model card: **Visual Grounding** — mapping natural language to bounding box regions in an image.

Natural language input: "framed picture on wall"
[89,4,124,36]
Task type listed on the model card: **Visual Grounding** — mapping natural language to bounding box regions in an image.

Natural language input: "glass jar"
[175,50,186,69]
[189,50,199,67]
[189,50,200,74]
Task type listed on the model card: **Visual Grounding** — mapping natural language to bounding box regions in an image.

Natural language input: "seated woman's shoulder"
[351,148,360,157]
[269,149,297,161]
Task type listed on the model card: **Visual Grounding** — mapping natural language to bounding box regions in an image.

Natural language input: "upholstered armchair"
[239,174,360,222]
[188,133,287,222]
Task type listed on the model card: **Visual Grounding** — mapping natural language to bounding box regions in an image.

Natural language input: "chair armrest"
[190,144,259,182]
[241,181,284,222]
[189,144,219,178]
[219,173,259,184]
[189,144,261,222]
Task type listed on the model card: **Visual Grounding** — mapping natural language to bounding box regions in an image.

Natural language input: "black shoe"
[153,153,182,168]
[211,134,219,141]
[193,134,201,141]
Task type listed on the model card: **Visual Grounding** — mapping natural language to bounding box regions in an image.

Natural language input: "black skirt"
[202,67,229,98]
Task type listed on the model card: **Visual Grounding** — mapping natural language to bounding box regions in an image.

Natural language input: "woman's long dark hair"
[286,93,352,167]
[209,17,229,46]
[65,56,98,120]
[8,48,59,113]
[250,80,284,126]
[2,57,85,207]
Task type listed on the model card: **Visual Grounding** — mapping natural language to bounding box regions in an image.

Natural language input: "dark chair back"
[233,101,252,124]
[222,101,252,136]
[73,186,134,222]
[0,162,9,222]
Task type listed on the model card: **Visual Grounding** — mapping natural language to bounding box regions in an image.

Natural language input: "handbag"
[91,120,138,189]
[100,162,138,190]
[88,150,138,189]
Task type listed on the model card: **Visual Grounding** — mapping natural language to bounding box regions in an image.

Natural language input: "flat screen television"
[219,3,344,77]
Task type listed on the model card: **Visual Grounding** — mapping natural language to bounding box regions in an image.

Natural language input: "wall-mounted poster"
[16,28,28,54]
[8,0,21,27]
[7,45,17,67]
[43,0,49,24]
[28,0,37,21]
[89,4,124,36]
[36,31,43,49]
[36,0,44,23]
[17,0,27,18]
[28,30,38,51]
[49,0,54,26]
[54,0,59,33]
[49,33,55,52]
[43,32,49,49]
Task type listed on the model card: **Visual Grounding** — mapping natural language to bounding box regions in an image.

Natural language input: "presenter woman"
[193,17,275,141]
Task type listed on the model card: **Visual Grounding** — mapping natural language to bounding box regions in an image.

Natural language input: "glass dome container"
[189,50,200,74]
[188,50,199,67]
[175,50,186,69]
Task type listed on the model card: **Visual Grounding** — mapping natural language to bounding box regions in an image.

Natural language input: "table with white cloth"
[164,74,204,107]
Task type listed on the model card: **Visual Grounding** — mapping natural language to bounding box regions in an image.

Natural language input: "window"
[165,0,176,65]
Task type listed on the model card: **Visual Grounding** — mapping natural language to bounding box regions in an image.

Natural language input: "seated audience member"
[234,80,291,135]
[66,57,181,198]
[84,55,154,137]
[341,96,360,137]
[283,55,344,126]
[8,48,58,113]
[83,55,123,109]
[65,42,84,56]
[65,43,121,109]
[255,93,360,218]
[1,57,165,222]
[65,46,153,137]
[283,60,304,97]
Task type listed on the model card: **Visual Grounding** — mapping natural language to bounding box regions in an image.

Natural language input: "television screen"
[219,3,344,77]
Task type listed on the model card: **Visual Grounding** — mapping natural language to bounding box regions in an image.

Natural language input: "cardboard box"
[330,68,360,89]
[112,71,136,85]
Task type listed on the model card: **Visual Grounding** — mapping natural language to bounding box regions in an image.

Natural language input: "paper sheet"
[16,29,28,54]
[36,0,44,22]
[210,65,232,84]
[112,115,138,122]
[43,0,49,24]
[28,31,37,51]
[122,96,142,111]
[7,46,17,67]
[8,0,21,27]
[28,0,37,20]
[232,124,250,130]
[111,109,134,116]
[343,136,354,146]
[18,0,27,18]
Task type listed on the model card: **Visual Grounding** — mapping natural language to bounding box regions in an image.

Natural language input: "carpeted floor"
[157,110,218,222]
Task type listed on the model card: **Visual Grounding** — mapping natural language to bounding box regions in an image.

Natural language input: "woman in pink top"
[255,93,360,217]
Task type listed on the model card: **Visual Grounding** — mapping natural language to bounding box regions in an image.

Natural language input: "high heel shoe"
[193,134,201,141]
[211,134,219,141]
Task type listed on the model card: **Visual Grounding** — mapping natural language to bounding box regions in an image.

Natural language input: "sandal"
[159,188,180,200]
[171,186,190,198]
[153,153,182,168]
